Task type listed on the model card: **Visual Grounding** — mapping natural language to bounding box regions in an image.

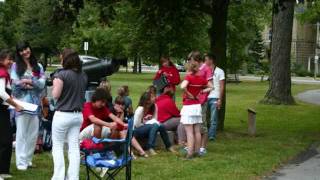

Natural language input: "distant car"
[79,55,100,64]
[175,64,185,72]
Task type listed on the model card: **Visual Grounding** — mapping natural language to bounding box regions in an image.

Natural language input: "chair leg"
[85,155,90,180]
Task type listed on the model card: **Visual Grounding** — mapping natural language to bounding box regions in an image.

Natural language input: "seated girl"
[133,91,176,155]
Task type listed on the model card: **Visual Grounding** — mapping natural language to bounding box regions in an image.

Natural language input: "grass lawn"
[10,72,320,180]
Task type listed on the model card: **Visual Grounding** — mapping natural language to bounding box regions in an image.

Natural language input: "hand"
[143,114,153,120]
[109,122,118,130]
[21,79,32,84]
[217,99,222,109]
[15,105,24,112]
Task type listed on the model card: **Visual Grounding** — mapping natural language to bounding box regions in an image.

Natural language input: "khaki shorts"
[200,102,210,134]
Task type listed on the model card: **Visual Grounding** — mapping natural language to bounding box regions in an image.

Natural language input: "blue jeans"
[208,98,219,140]
[134,124,171,150]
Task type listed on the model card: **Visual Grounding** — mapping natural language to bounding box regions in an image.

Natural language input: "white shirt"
[0,78,11,105]
[133,106,158,129]
[208,67,225,99]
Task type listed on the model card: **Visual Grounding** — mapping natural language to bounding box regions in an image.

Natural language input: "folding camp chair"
[81,118,134,180]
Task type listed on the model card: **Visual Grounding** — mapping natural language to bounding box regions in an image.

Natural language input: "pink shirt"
[199,63,213,81]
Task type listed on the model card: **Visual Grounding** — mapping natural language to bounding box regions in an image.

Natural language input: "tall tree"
[262,0,295,104]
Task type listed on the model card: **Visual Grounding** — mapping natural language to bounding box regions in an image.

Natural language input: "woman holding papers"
[51,49,87,180]
[0,49,23,179]
[133,91,175,155]
[10,42,46,170]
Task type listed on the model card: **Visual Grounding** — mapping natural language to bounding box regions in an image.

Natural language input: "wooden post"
[248,108,256,136]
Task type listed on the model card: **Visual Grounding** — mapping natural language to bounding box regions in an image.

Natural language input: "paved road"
[265,90,320,180]
[296,89,320,105]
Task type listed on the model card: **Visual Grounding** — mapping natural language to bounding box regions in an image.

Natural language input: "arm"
[180,80,195,99]
[52,78,63,100]
[0,79,23,111]
[30,64,46,90]
[109,113,126,126]
[217,79,225,109]
[133,107,144,128]
[167,99,180,117]
[167,68,181,85]
[153,105,158,120]
[88,115,117,129]
[202,81,213,93]
[10,64,31,90]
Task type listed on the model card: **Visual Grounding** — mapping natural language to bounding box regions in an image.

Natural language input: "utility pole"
[315,22,320,79]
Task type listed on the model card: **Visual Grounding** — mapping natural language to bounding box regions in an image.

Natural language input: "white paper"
[144,118,160,125]
[9,99,38,112]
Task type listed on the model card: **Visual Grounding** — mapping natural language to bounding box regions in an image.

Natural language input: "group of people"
[152,52,225,159]
[0,41,225,180]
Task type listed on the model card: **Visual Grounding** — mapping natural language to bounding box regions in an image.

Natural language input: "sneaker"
[138,153,149,158]
[209,137,215,141]
[167,146,177,153]
[99,167,108,178]
[17,166,27,171]
[147,148,157,156]
[199,148,207,156]
[0,174,12,179]
[179,146,188,155]
[0,176,3,180]
[27,162,36,168]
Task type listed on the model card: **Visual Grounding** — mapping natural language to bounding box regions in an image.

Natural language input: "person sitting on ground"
[155,86,185,145]
[117,85,133,121]
[133,91,176,155]
[80,88,126,141]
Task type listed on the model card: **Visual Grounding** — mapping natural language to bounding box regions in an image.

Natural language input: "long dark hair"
[138,91,155,116]
[62,51,82,73]
[15,41,40,77]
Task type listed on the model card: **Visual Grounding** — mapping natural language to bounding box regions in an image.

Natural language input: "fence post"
[248,108,256,136]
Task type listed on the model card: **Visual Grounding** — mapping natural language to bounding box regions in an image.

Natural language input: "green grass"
[10,72,320,180]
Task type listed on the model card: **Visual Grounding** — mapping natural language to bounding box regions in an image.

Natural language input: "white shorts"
[79,124,110,142]
[180,104,202,125]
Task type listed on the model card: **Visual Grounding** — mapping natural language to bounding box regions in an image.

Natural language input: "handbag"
[153,74,169,91]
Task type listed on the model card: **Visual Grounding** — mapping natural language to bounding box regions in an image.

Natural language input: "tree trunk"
[209,0,229,131]
[138,56,142,73]
[133,56,138,73]
[262,0,295,105]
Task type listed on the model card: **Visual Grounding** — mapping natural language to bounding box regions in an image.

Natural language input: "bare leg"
[131,137,146,155]
[194,124,201,154]
[184,124,194,157]
[201,132,208,149]
[93,124,102,138]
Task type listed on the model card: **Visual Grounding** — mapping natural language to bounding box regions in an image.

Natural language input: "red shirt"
[183,73,207,105]
[156,94,180,123]
[81,102,112,131]
[154,66,180,91]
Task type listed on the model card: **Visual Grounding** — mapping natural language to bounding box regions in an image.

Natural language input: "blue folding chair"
[81,118,134,180]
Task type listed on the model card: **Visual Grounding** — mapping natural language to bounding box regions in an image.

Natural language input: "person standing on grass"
[10,41,46,171]
[51,49,87,180]
[180,53,212,159]
[206,53,225,141]
[153,56,180,98]
[197,52,213,155]
[0,49,23,179]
